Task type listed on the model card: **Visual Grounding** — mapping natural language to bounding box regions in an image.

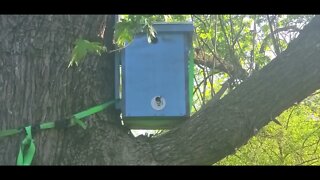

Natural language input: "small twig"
[267,15,281,56]
[211,80,229,104]
[107,40,133,54]
[296,157,320,165]
[285,106,296,130]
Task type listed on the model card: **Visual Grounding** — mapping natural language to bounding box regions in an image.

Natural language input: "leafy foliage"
[216,93,320,165]
[114,18,141,47]
[189,15,318,165]
[68,39,106,67]
[114,15,190,47]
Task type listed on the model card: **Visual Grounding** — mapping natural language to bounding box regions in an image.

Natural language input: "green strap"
[71,100,116,129]
[73,100,115,120]
[40,122,55,130]
[0,100,116,139]
[71,117,87,129]
[0,100,115,165]
[0,129,22,138]
[17,126,36,166]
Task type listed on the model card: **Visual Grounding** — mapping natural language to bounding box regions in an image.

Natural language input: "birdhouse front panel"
[118,23,194,128]
[123,32,188,117]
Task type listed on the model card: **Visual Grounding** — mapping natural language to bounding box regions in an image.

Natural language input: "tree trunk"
[1,15,320,165]
[0,15,155,165]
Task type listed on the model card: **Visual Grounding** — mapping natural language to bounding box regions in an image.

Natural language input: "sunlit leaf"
[68,39,106,68]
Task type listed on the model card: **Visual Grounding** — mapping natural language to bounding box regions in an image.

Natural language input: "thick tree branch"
[151,16,320,165]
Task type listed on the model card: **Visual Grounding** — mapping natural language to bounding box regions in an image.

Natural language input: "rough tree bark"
[0,15,320,165]
[0,15,155,165]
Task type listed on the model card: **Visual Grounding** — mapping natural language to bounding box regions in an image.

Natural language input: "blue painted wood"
[119,23,193,120]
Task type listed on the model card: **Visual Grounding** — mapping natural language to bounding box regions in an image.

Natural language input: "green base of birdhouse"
[122,117,187,130]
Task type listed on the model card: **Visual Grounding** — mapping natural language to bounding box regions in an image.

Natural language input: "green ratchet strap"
[71,100,116,129]
[0,100,115,165]
[0,129,22,138]
[17,126,36,165]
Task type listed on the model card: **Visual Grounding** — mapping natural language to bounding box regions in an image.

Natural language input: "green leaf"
[68,39,106,68]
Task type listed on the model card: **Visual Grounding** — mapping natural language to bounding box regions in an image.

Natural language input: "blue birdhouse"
[115,23,194,129]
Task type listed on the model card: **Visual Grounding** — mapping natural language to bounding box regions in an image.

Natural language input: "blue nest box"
[115,23,194,129]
